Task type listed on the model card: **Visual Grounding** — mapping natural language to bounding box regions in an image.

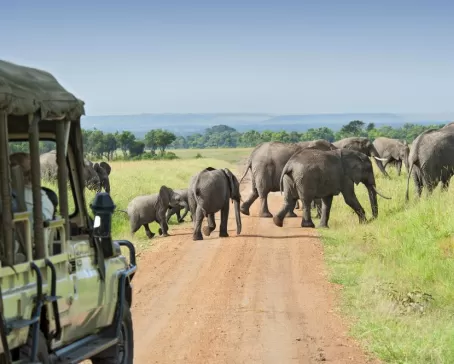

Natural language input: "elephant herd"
[42,123,454,241]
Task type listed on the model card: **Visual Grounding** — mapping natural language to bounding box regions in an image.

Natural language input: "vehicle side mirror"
[90,192,116,258]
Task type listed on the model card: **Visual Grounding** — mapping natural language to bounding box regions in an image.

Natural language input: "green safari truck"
[0,60,137,363]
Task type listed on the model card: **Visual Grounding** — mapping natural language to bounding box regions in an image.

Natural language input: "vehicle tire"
[91,305,134,364]
[19,330,50,363]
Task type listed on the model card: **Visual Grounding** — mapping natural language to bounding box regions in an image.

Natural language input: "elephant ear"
[341,150,365,185]
[222,168,240,200]
[159,185,172,208]
[100,161,111,176]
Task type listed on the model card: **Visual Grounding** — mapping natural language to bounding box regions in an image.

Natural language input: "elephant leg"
[396,160,402,176]
[166,206,175,223]
[412,167,423,197]
[273,196,296,227]
[295,200,300,209]
[219,202,230,238]
[341,186,367,224]
[314,199,322,218]
[240,187,259,216]
[318,196,333,228]
[202,214,216,236]
[143,224,155,239]
[157,218,169,237]
[192,206,204,241]
[179,205,189,222]
[300,198,315,228]
[258,193,273,218]
[285,199,298,217]
[175,209,182,223]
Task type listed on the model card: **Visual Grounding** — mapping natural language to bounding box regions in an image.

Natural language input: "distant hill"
[81,112,454,138]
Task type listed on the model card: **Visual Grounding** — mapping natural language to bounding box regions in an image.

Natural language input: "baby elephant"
[166,188,190,223]
[122,185,182,239]
[190,167,242,241]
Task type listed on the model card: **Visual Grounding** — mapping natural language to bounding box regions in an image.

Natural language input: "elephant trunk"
[367,185,378,219]
[233,199,242,235]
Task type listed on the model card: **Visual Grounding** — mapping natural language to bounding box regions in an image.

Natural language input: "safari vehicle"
[0,60,136,363]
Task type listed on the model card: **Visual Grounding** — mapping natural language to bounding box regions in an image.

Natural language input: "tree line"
[8,120,447,160]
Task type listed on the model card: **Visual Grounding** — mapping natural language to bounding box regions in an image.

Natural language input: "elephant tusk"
[373,156,388,162]
[372,186,391,200]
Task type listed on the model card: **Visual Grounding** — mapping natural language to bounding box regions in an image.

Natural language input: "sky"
[1,0,453,116]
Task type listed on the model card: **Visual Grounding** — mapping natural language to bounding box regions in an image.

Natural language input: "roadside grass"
[319,166,454,363]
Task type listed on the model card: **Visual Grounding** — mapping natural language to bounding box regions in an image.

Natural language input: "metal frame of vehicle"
[0,60,137,364]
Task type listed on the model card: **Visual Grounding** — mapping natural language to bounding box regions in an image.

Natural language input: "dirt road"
[131,188,378,363]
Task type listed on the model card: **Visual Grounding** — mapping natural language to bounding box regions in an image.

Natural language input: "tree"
[116,131,136,157]
[129,141,145,157]
[153,129,177,154]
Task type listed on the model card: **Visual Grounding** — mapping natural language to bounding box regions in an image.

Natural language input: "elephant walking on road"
[405,126,454,200]
[239,140,337,218]
[189,167,242,241]
[333,137,389,178]
[373,137,409,176]
[274,148,391,229]
[122,185,183,239]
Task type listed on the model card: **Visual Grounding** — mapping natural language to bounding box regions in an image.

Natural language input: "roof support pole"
[56,121,70,242]
[0,111,14,266]
[28,114,44,259]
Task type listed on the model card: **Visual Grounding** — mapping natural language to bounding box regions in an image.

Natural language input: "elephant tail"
[280,163,292,195]
[239,154,253,185]
[405,162,414,202]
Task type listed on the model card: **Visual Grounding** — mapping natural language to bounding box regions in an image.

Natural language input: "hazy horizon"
[2,0,453,116]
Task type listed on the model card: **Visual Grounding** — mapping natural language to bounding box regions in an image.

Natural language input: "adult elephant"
[40,150,111,193]
[189,167,242,241]
[333,137,389,178]
[405,126,454,200]
[274,148,391,229]
[239,139,337,218]
[373,137,409,176]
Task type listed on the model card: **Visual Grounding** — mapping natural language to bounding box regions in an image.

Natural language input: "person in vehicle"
[9,152,55,222]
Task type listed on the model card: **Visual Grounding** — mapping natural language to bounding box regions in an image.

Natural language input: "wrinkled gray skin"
[124,185,182,239]
[274,148,391,229]
[373,137,409,176]
[333,137,390,178]
[189,167,242,241]
[405,126,454,201]
[239,139,337,218]
[166,188,190,223]
[40,150,111,193]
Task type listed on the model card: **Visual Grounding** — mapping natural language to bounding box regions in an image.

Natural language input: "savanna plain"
[66,148,454,364]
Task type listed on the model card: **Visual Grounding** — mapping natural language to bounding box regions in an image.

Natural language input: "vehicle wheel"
[91,305,134,364]
[19,330,50,363]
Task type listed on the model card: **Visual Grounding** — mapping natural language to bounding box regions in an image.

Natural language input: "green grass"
[171,147,253,163]
[319,165,454,363]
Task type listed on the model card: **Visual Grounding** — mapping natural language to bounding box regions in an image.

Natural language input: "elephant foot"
[273,216,284,227]
[317,223,329,229]
[301,220,315,228]
[162,233,169,237]
[259,211,273,218]
[240,206,250,216]
[146,232,155,239]
[158,228,163,235]
[178,218,185,223]
[286,211,297,218]
[202,226,213,236]
[193,232,203,241]
[219,231,229,238]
